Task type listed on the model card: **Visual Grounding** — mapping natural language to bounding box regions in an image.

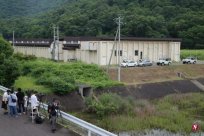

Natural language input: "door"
[140,51,143,60]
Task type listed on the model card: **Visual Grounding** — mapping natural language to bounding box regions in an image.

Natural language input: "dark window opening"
[135,50,138,56]
[114,50,122,56]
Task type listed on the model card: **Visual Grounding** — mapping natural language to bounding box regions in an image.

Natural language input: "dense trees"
[0,0,203,49]
[0,37,20,87]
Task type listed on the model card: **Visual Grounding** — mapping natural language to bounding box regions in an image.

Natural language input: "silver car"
[138,59,152,67]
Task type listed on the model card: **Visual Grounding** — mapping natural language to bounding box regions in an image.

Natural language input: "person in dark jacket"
[48,98,59,133]
[16,88,25,114]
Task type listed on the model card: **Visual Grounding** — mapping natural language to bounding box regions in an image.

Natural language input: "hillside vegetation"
[0,0,70,18]
[14,56,120,94]
[0,0,203,49]
[80,92,204,133]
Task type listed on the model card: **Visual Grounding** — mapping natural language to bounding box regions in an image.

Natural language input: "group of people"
[2,88,28,116]
[1,88,59,133]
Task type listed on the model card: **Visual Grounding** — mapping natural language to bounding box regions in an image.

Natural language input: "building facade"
[11,37,181,65]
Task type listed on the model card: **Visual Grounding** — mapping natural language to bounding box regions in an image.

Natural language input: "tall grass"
[16,59,121,94]
[181,49,204,60]
[14,76,51,93]
[76,92,204,134]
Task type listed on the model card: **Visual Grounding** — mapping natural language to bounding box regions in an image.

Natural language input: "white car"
[182,57,197,64]
[157,58,171,66]
[121,60,138,67]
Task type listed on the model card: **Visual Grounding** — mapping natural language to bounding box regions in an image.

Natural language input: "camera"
[37,93,45,102]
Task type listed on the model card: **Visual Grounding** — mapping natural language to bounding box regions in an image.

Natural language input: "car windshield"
[186,57,195,59]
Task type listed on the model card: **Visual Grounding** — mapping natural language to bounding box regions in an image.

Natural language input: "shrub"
[85,93,134,117]
[51,77,76,95]
[14,52,37,61]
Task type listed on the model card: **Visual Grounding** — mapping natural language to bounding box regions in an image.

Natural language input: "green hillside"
[0,0,204,49]
[0,0,70,18]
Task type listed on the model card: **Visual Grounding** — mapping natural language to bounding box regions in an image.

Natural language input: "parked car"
[138,59,152,67]
[157,58,171,66]
[121,60,138,67]
[182,56,197,64]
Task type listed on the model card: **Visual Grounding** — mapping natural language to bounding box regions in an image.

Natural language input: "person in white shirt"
[30,91,39,112]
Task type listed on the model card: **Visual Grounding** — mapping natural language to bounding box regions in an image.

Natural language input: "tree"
[0,37,20,87]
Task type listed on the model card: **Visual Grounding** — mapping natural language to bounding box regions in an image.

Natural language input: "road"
[0,108,79,136]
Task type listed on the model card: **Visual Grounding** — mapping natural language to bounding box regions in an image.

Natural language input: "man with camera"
[48,98,59,133]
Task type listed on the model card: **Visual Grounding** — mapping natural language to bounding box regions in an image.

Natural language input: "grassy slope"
[14,76,51,93]
[14,59,120,93]
[75,92,204,133]
[181,49,204,60]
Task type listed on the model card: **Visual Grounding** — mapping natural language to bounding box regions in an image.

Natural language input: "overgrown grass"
[16,58,121,94]
[76,92,204,134]
[181,49,204,60]
[14,76,51,93]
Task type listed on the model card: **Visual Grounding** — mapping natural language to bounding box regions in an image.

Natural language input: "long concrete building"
[10,37,181,65]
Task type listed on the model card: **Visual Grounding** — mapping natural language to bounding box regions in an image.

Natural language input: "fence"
[0,85,117,136]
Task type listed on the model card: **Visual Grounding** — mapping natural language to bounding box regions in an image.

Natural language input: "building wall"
[97,40,180,65]
[13,39,181,65]
[14,46,51,58]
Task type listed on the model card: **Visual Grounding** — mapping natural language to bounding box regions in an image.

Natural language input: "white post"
[88,130,91,136]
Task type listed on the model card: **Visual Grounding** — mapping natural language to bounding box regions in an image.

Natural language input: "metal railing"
[0,85,117,136]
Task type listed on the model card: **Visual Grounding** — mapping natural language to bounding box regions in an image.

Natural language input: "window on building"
[114,50,122,56]
[135,50,138,56]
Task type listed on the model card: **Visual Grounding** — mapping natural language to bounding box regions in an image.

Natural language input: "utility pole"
[57,26,59,61]
[52,26,56,60]
[116,16,123,82]
[106,16,123,81]
[12,31,15,48]
[107,29,118,73]
[52,25,59,61]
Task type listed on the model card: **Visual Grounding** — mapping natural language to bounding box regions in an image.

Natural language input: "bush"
[14,52,37,61]
[19,59,121,94]
[85,93,134,117]
[36,72,76,95]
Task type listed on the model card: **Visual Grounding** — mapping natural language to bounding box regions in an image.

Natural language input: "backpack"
[35,115,44,124]
[11,95,16,103]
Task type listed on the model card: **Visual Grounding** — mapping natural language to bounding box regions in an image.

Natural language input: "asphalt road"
[0,108,79,136]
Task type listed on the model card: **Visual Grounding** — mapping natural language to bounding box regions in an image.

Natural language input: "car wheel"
[193,61,196,64]
[134,64,137,67]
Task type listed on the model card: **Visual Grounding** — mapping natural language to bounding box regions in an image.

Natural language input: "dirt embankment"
[48,65,204,112]
[107,64,204,84]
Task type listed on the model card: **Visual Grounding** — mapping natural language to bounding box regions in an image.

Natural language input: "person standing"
[16,88,25,115]
[48,98,59,133]
[24,91,29,115]
[8,90,18,117]
[30,91,39,114]
[1,90,10,114]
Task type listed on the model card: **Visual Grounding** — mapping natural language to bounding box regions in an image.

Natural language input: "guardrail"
[0,85,117,136]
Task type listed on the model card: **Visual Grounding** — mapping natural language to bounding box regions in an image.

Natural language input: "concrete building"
[11,37,181,65]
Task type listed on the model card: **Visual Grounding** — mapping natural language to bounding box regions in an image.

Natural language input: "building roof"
[10,38,53,47]
[63,36,182,42]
